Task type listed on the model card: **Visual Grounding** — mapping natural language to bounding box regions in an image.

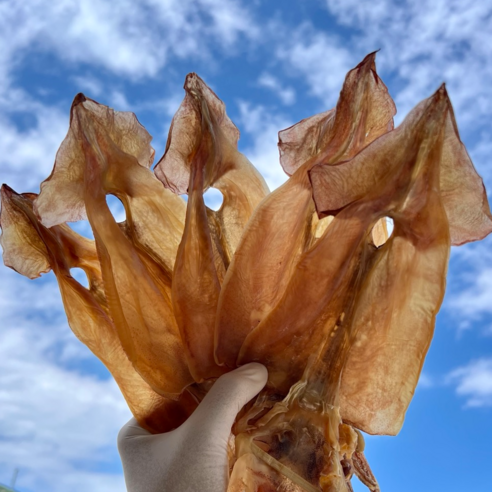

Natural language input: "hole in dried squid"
[70,267,89,288]
[372,216,394,247]
[386,216,394,236]
[106,194,126,223]
[203,188,224,211]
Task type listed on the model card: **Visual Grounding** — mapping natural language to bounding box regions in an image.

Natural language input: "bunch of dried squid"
[1,53,491,491]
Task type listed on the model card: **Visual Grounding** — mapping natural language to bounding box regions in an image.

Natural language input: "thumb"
[185,363,268,440]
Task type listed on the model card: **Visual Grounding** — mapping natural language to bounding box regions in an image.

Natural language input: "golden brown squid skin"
[48,96,193,398]
[229,84,476,492]
[310,87,492,436]
[0,187,197,433]
[215,52,396,370]
[155,73,269,267]
[170,92,226,382]
[2,55,492,492]
[34,95,186,280]
[156,74,268,380]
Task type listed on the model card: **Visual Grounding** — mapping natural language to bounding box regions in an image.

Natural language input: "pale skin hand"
[118,363,268,492]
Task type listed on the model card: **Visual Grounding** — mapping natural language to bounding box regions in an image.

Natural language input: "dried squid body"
[0,186,197,433]
[216,52,396,371]
[229,84,483,490]
[157,73,269,382]
[1,51,492,492]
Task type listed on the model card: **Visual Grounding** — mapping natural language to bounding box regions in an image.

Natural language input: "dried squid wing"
[68,97,192,396]
[278,52,396,177]
[0,187,195,433]
[0,186,50,278]
[155,73,269,265]
[309,90,492,245]
[237,207,376,392]
[278,109,335,177]
[56,264,196,433]
[439,106,492,244]
[34,93,186,280]
[217,52,396,370]
[339,183,449,435]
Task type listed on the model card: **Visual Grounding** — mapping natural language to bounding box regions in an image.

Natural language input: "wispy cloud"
[0,105,68,193]
[258,73,296,105]
[417,372,434,389]
[275,23,353,108]
[448,358,492,407]
[0,268,130,491]
[0,0,258,86]
[71,75,104,98]
[323,0,492,126]
[443,235,492,335]
[236,100,292,190]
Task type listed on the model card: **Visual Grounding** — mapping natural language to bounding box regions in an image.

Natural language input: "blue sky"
[0,1,491,491]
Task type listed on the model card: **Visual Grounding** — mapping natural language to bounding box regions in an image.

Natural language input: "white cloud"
[0,0,257,88]
[258,73,296,105]
[0,106,68,194]
[275,24,353,108]
[236,100,292,190]
[0,268,130,491]
[417,372,433,389]
[451,266,492,320]
[324,0,492,125]
[109,90,133,112]
[71,75,104,97]
[448,358,492,407]
[444,236,492,334]
[469,134,492,191]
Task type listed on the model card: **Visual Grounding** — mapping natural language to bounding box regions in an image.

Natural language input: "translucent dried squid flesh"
[0,186,197,433]
[215,52,396,370]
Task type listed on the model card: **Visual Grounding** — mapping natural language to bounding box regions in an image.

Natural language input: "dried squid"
[1,53,491,491]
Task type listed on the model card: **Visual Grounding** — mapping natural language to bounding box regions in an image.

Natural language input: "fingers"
[186,363,268,440]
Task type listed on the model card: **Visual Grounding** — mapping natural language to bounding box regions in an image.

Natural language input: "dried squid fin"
[440,105,492,245]
[215,52,396,369]
[309,88,492,245]
[278,109,335,177]
[35,93,186,278]
[58,270,196,433]
[0,187,195,433]
[71,97,193,397]
[155,73,269,264]
[35,93,154,227]
[0,185,51,278]
[278,51,396,176]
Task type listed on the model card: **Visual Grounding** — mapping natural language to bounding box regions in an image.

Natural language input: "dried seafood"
[1,53,491,491]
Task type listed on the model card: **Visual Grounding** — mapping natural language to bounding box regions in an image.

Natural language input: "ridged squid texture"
[1,53,491,491]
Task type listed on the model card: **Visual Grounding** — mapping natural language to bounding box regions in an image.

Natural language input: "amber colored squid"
[1,53,491,491]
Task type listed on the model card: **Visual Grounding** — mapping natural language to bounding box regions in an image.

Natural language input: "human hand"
[118,363,268,492]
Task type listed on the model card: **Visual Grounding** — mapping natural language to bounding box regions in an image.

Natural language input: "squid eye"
[341,458,352,477]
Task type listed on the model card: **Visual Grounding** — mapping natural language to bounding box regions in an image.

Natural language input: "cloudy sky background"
[0,1,491,491]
